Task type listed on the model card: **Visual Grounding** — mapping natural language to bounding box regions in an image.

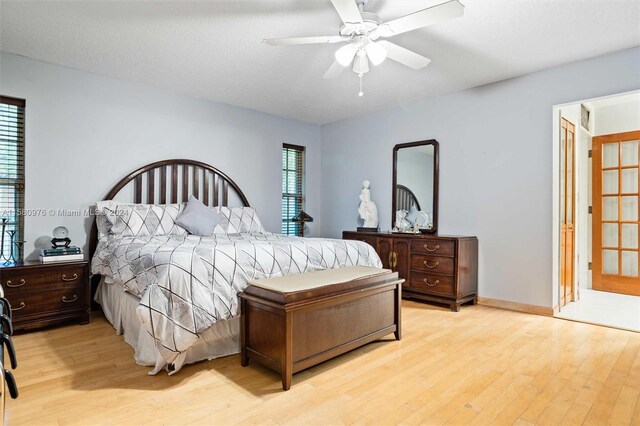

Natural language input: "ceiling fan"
[263,0,464,96]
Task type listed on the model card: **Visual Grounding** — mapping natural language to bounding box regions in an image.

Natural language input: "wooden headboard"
[88,159,250,257]
[395,184,421,212]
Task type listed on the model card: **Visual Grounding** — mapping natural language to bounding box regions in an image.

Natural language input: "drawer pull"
[423,261,440,269]
[62,295,78,303]
[61,273,78,282]
[6,279,25,288]
[423,244,440,252]
[423,278,440,287]
[11,302,25,311]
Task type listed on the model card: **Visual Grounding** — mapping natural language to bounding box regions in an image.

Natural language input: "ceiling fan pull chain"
[358,73,364,97]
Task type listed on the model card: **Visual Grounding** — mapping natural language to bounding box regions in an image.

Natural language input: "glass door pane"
[621,140,639,166]
[603,223,618,248]
[621,168,638,193]
[603,249,618,274]
[603,143,619,168]
[621,251,638,277]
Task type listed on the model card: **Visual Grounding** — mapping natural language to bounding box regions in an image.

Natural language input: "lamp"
[292,210,314,237]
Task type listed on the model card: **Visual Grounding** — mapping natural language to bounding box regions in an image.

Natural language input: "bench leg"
[282,373,292,391]
[240,298,249,367]
[394,283,402,340]
[282,311,293,391]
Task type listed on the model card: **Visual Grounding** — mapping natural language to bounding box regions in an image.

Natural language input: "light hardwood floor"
[7,301,640,425]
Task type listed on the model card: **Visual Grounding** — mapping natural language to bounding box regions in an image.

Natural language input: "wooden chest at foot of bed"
[239,266,403,390]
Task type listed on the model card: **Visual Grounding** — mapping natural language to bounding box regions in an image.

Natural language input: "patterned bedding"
[91,232,382,369]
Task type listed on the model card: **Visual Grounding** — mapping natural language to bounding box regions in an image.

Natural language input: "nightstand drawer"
[9,284,86,318]
[411,255,455,275]
[410,239,455,257]
[2,264,86,295]
[0,260,90,331]
[409,272,454,296]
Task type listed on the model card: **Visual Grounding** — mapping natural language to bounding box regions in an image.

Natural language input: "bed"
[395,184,421,212]
[89,159,382,375]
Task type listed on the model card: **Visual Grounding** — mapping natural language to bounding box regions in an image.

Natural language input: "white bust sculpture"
[358,180,379,228]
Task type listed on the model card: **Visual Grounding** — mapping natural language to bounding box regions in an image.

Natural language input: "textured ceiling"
[1,0,639,124]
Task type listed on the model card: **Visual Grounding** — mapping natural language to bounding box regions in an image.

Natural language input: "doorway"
[552,91,640,332]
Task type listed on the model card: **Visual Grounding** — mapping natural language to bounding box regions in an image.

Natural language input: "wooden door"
[593,130,640,296]
[560,118,576,306]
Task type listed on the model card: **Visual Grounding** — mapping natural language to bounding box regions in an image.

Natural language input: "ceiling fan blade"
[377,0,464,37]
[323,61,347,79]
[263,36,346,46]
[330,0,363,25]
[378,41,431,70]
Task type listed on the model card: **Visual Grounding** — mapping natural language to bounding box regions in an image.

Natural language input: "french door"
[560,118,575,306]
[593,130,640,296]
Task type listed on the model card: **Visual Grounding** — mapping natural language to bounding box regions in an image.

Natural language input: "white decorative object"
[358,180,379,228]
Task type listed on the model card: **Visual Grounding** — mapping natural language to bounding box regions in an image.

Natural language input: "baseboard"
[477,297,555,317]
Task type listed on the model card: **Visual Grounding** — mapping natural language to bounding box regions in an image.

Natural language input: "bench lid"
[249,266,391,292]
[241,266,399,306]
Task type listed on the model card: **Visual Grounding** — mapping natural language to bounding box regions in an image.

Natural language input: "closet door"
[560,118,575,306]
[593,130,640,296]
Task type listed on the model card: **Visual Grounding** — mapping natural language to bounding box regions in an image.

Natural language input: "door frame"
[553,109,580,312]
[551,90,640,312]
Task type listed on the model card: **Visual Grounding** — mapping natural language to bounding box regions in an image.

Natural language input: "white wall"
[0,52,322,259]
[321,47,640,308]
[594,100,640,136]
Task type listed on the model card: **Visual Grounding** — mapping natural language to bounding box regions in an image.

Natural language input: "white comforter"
[91,232,381,369]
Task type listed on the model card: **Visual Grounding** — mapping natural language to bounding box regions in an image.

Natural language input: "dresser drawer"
[9,283,87,319]
[1,264,86,296]
[411,255,455,275]
[410,239,455,257]
[409,272,454,296]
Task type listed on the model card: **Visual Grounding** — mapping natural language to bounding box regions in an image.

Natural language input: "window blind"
[282,144,305,236]
[0,96,25,261]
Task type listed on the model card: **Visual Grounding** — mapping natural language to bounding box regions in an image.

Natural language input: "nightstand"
[0,260,90,332]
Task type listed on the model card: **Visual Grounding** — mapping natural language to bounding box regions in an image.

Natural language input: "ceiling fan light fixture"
[364,41,387,66]
[352,50,369,74]
[335,43,359,66]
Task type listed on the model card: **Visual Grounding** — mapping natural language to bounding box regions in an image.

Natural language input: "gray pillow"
[405,205,419,224]
[176,195,220,236]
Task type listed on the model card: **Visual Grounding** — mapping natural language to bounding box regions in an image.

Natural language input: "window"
[282,144,305,236]
[0,96,25,261]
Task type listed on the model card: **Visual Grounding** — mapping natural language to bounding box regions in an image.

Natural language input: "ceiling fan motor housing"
[339,12,381,38]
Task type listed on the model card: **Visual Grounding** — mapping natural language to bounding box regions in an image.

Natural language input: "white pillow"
[216,207,266,233]
[96,201,187,238]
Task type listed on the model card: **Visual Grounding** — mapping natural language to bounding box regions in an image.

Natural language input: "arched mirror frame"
[392,139,439,234]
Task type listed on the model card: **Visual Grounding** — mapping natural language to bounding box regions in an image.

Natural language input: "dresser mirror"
[392,140,439,234]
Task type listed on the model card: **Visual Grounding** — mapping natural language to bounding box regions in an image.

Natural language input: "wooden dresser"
[0,260,90,332]
[343,231,478,311]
